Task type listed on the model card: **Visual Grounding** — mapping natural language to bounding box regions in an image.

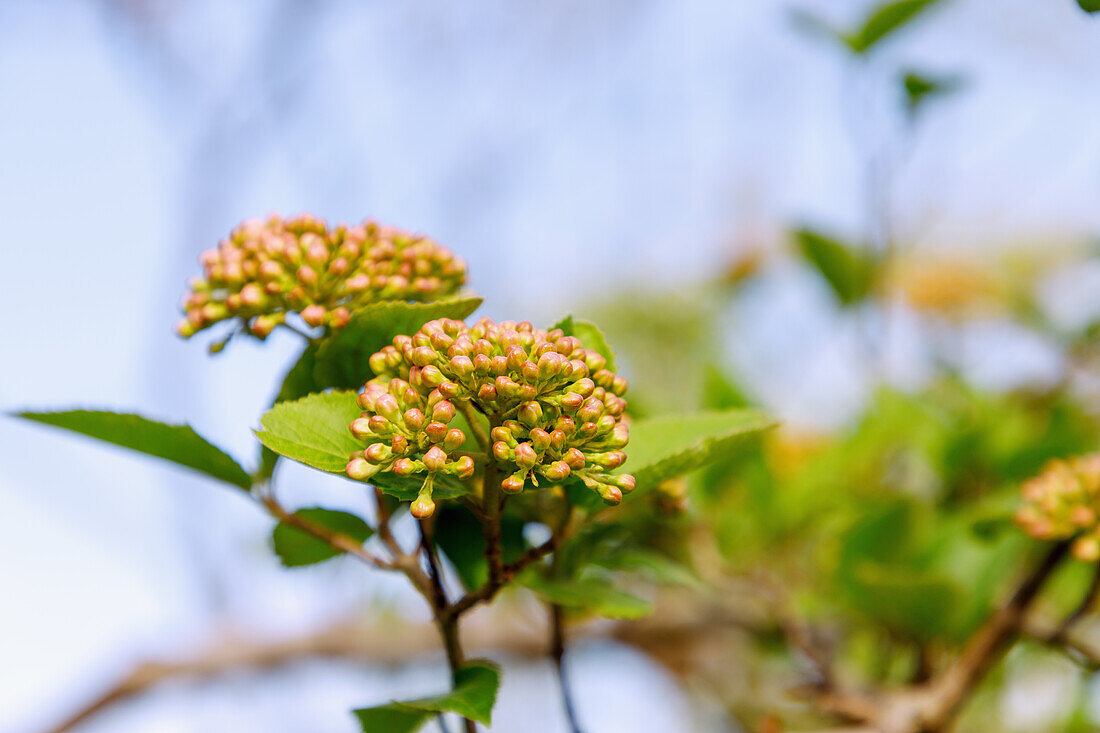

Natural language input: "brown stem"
[419,519,477,733]
[550,604,584,733]
[922,541,1070,730]
[260,494,392,571]
[447,535,559,618]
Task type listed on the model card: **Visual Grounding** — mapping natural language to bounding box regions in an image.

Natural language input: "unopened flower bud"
[346,456,380,481]
[393,458,420,476]
[515,442,537,469]
[423,446,448,472]
[443,428,466,451]
[518,401,543,427]
[301,304,326,327]
[432,400,456,423]
[350,417,374,440]
[411,493,436,518]
[454,455,475,478]
[542,461,571,481]
[425,422,448,442]
[502,473,526,494]
[404,409,425,430]
[529,428,551,452]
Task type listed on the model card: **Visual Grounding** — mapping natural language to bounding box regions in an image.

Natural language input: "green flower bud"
[350,417,374,440]
[490,426,517,447]
[346,456,380,481]
[365,442,392,464]
[493,441,512,462]
[518,401,543,428]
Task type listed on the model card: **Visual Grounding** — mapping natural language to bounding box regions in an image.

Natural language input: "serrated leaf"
[353,661,500,731]
[255,392,363,473]
[552,315,617,370]
[314,297,483,391]
[522,575,653,619]
[17,410,252,490]
[272,507,374,567]
[845,0,943,53]
[254,392,472,500]
[793,228,877,306]
[623,409,775,489]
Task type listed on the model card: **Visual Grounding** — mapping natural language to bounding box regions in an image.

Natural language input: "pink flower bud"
[432,401,456,423]
[403,408,425,430]
[493,441,512,462]
[454,456,475,479]
[393,458,420,476]
[502,474,526,494]
[515,442,537,469]
[423,446,448,472]
[301,305,326,327]
[425,422,448,442]
[542,461,571,481]
[564,448,586,469]
[330,307,351,329]
[614,474,636,494]
[421,365,446,386]
[374,394,401,421]
[240,283,264,306]
[529,428,551,452]
[412,346,436,367]
[365,442,391,464]
[521,360,540,383]
[296,265,318,286]
[443,428,466,452]
[411,494,436,518]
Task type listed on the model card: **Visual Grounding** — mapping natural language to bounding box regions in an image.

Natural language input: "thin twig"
[550,603,584,733]
[259,493,392,571]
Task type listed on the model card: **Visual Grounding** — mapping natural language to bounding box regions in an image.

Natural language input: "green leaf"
[1079,0,1100,12]
[623,409,775,489]
[595,548,705,590]
[314,297,483,392]
[255,392,471,500]
[901,70,963,116]
[276,342,322,404]
[272,507,374,567]
[18,410,252,490]
[845,0,943,54]
[353,661,501,731]
[793,228,877,306]
[255,392,364,473]
[522,574,653,619]
[552,315,617,370]
[433,505,528,591]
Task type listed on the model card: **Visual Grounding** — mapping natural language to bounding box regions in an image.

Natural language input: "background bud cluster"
[345,317,634,516]
[1015,454,1100,561]
[176,214,467,339]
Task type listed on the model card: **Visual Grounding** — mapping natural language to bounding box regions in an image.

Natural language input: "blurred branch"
[795,541,1072,733]
[39,601,759,733]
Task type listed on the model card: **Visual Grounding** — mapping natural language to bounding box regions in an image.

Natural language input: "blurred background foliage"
[8,0,1100,731]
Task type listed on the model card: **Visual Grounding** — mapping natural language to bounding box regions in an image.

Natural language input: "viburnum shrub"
[19,214,772,733]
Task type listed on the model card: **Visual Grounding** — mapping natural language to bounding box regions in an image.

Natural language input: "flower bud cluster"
[347,317,634,509]
[345,378,476,519]
[1015,454,1100,561]
[176,214,466,340]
